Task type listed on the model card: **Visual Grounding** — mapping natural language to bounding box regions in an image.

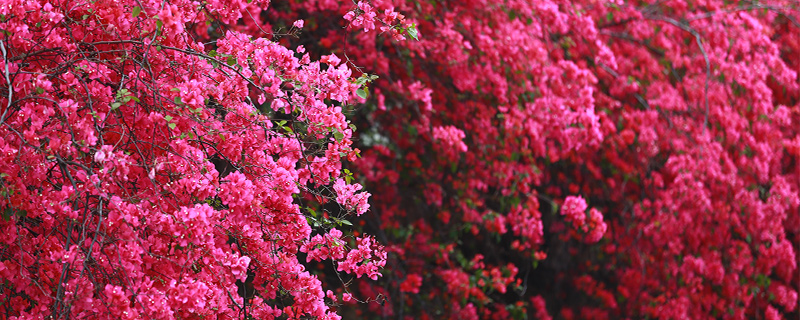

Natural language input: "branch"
[688,3,800,29]
[646,15,711,133]
[87,40,266,96]
[0,40,14,126]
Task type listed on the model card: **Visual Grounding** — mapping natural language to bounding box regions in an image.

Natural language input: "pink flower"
[321,54,341,66]
[585,208,607,243]
[333,178,371,215]
[94,150,107,163]
[561,196,588,228]
[400,274,423,293]
[432,126,468,153]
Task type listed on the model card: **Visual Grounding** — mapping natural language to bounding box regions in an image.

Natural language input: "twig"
[597,62,675,129]
[646,15,711,133]
[0,40,13,126]
[688,3,800,29]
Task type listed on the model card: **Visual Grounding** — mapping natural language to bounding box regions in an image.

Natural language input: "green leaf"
[174,97,182,105]
[132,6,141,18]
[333,130,344,141]
[2,207,26,221]
[340,219,352,226]
[168,123,177,130]
[308,207,318,218]
[356,87,368,99]
[164,115,173,122]
[344,169,353,183]
[407,24,419,40]
[111,102,122,110]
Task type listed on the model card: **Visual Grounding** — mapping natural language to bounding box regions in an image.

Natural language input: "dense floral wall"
[1,0,797,319]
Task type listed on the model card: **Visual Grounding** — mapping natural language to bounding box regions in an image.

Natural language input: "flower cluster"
[0,0,384,318]
[561,196,607,243]
[336,236,387,280]
[432,125,468,160]
[333,178,371,216]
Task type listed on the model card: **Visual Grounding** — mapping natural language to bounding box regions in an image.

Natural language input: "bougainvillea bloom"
[1,0,798,319]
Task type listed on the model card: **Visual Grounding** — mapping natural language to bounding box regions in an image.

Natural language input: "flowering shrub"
[2,0,799,319]
[272,0,799,318]
[0,0,383,318]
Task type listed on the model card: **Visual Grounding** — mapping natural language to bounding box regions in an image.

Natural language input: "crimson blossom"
[0,0,385,319]
[2,0,800,319]
[265,0,800,319]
